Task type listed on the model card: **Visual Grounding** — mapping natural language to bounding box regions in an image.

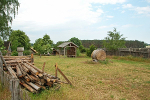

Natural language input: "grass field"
[26,54,150,100]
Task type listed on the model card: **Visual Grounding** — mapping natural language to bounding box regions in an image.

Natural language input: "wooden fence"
[100,48,150,58]
[0,51,30,100]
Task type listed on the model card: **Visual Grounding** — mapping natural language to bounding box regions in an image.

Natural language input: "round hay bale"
[91,49,106,61]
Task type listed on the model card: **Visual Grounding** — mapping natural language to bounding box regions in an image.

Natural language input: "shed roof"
[57,42,78,48]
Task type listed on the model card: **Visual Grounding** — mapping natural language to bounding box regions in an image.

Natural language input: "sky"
[11,0,150,44]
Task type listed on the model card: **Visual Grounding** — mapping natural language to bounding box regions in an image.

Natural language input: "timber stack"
[1,56,71,93]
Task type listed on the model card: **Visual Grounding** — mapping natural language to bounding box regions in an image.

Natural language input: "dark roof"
[57,42,78,48]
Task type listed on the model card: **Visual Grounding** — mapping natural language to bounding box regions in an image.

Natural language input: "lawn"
[27,55,150,100]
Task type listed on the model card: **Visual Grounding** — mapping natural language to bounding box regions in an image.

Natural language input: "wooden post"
[148,48,150,58]
[64,47,65,58]
[59,48,61,58]
[42,62,46,73]
[31,53,34,63]
[55,63,58,78]
[10,78,21,100]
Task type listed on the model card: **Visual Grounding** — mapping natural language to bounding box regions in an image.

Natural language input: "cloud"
[122,4,133,8]
[122,4,150,16]
[135,6,150,16]
[98,24,118,29]
[106,16,114,18]
[121,24,133,28]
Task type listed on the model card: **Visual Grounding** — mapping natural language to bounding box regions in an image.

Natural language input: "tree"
[69,37,82,46]
[33,34,53,54]
[54,41,64,49]
[33,38,44,54]
[9,30,31,51]
[103,28,126,51]
[0,0,19,41]
[42,34,53,45]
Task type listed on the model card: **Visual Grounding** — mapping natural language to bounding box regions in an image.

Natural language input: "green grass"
[28,55,150,100]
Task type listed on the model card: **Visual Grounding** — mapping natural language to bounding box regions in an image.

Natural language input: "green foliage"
[69,37,82,46]
[0,0,19,41]
[86,44,96,57]
[11,50,18,56]
[76,49,80,56]
[42,34,53,45]
[9,30,31,51]
[54,41,64,49]
[33,34,53,54]
[23,50,31,55]
[0,40,7,55]
[103,28,126,51]
[79,45,86,53]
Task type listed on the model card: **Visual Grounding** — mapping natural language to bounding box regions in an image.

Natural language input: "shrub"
[23,50,31,55]
[79,45,86,53]
[11,50,18,56]
[86,44,96,57]
[76,49,80,57]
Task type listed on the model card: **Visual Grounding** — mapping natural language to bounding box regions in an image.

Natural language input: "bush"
[23,50,31,55]
[86,44,96,57]
[79,45,86,53]
[11,50,18,56]
[76,49,80,57]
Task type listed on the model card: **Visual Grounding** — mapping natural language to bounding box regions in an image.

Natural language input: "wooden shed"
[57,42,78,57]
[52,48,59,56]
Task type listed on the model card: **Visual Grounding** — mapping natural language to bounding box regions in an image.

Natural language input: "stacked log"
[91,49,106,61]
[2,56,68,93]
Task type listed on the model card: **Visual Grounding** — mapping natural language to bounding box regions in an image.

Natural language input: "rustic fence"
[100,48,150,58]
[0,51,30,100]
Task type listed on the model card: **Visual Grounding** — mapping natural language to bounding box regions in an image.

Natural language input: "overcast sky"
[11,0,150,44]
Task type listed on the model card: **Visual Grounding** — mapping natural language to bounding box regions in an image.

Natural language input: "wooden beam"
[55,64,72,85]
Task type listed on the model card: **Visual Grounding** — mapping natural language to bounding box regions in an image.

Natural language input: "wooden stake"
[55,64,72,85]
[55,63,58,78]
[42,62,46,73]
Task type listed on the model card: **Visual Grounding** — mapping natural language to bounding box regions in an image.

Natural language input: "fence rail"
[0,51,30,100]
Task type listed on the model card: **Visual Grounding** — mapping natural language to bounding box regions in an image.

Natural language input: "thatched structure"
[57,42,78,57]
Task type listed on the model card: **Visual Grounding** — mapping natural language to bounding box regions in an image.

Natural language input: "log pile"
[2,56,71,93]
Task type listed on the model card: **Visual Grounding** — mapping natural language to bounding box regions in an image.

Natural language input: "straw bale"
[91,49,106,61]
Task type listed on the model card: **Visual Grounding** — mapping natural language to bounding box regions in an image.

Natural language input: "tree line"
[81,40,147,48]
